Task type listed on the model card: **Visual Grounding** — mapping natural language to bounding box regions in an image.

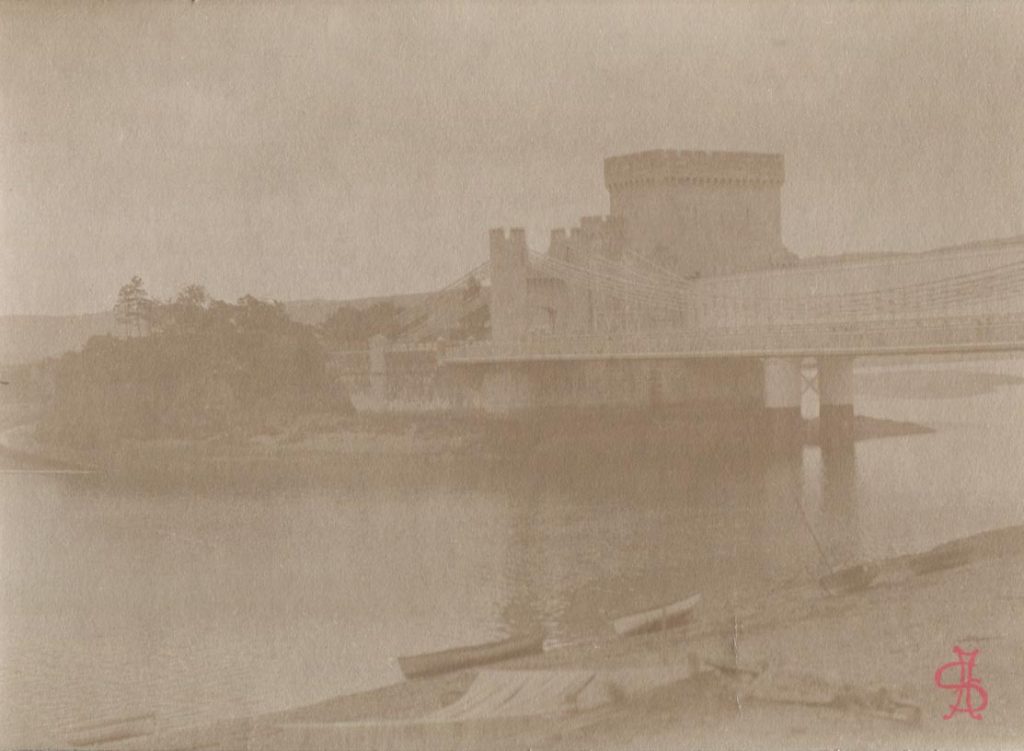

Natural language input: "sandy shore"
[85,524,1024,751]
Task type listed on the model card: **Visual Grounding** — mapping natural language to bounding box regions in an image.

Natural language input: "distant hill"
[0,312,120,366]
[284,292,430,326]
[0,292,435,365]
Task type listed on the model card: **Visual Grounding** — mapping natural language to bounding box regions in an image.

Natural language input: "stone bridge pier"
[762,355,855,449]
[763,357,803,449]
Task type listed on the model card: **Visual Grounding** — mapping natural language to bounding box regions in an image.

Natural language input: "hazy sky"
[2,2,1022,315]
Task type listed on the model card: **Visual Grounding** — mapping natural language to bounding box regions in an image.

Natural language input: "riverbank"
[89,523,1024,750]
[4,408,930,486]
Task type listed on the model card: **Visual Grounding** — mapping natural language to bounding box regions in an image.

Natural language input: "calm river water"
[1,358,1023,746]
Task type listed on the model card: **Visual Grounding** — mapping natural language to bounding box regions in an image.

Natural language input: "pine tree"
[114,276,151,338]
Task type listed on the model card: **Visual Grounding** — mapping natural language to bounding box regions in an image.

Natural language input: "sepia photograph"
[1,2,1023,749]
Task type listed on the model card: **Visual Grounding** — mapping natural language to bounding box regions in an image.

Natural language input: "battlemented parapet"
[489,227,528,264]
[604,150,784,188]
[548,215,624,263]
[604,149,786,278]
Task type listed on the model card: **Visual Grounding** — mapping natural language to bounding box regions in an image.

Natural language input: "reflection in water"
[489,415,819,640]
[759,439,811,584]
[819,441,863,570]
[497,491,547,640]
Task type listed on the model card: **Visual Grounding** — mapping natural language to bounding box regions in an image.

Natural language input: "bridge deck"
[442,315,1024,364]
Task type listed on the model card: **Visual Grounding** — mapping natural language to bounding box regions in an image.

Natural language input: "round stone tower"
[604,150,787,277]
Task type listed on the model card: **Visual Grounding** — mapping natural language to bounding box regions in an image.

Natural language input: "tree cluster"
[319,301,405,346]
[41,279,340,446]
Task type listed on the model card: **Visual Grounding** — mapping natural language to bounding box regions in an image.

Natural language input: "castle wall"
[545,216,626,335]
[332,345,763,416]
[468,357,762,415]
[521,358,762,412]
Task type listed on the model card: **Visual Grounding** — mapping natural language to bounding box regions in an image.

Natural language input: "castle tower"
[489,227,529,340]
[604,150,787,277]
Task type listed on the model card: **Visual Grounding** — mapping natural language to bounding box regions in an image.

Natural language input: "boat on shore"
[65,713,156,748]
[612,593,702,637]
[909,544,971,576]
[819,563,879,594]
[398,634,545,679]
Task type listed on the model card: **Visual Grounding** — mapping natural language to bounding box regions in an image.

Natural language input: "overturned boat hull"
[613,593,702,637]
[398,634,545,679]
[819,563,880,594]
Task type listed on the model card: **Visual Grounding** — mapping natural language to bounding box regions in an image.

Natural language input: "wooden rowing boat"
[612,593,702,637]
[398,634,545,679]
[909,544,970,576]
[66,713,156,748]
[819,562,879,594]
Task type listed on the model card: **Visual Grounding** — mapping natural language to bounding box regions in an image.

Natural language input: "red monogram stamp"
[934,646,988,720]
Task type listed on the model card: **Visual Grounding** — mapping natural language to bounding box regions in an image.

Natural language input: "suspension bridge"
[378,233,1024,361]
[336,149,1024,428]
[345,233,1024,430]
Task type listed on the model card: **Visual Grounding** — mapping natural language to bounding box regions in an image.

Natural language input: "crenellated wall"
[548,215,625,263]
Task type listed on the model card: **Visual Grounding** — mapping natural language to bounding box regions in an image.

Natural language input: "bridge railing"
[442,313,1024,362]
